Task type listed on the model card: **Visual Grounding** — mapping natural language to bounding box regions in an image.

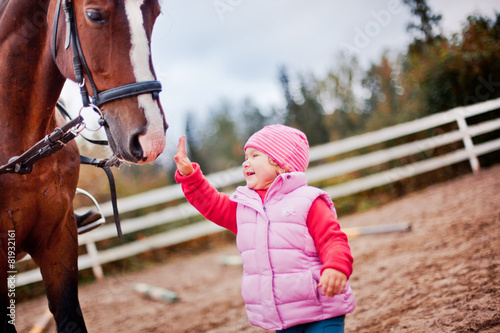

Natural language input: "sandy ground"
[14,165,500,332]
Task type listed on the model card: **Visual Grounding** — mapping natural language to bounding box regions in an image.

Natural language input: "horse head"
[51,0,167,164]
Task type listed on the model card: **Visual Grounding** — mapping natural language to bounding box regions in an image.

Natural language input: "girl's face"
[242,148,281,190]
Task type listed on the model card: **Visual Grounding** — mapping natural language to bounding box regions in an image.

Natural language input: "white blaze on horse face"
[125,0,166,163]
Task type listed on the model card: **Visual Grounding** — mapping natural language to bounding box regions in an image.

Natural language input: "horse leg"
[0,247,16,333]
[31,222,87,333]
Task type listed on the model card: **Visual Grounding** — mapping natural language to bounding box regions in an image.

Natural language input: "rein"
[0,116,85,175]
[0,113,123,238]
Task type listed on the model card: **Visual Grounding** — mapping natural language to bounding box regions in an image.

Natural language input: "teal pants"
[276,315,345,333]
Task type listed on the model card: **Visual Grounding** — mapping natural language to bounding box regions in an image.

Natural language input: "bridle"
[51,0,162,109]
[1,0,164,177]
[48,0,164,237]
[0,0,164,236]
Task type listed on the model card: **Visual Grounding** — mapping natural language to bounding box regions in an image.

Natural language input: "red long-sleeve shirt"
[175,163,353,278]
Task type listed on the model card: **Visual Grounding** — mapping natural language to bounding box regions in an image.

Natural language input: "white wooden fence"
[17,98,500,286]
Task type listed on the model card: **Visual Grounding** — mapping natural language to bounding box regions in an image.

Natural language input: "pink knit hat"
[244,124,309,172]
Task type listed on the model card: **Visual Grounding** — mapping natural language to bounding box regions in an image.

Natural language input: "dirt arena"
[15,165,500,332]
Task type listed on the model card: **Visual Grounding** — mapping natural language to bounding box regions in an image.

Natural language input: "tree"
[316,53,369,139]
[403,0,442,43]
[199,100,243,173]
[295,76,330,145]
[185,111,208,170]
[239,98,267,141]
[279,66,330,146]
[402,13,500,116]
[363,54,407,130]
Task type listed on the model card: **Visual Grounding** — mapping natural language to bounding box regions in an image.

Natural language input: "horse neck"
[0,0,65,152]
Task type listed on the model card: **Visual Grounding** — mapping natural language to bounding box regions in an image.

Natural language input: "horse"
[0,0,167,331]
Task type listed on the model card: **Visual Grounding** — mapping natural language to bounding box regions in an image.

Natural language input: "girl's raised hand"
[174,136,194,176]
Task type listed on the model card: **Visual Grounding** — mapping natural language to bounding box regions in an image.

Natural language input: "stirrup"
[75,188,106,234]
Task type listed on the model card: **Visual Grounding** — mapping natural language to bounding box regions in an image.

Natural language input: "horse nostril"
[129,131,145,162]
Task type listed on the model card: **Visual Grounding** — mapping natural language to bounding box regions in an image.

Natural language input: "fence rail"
[16,98,500,286]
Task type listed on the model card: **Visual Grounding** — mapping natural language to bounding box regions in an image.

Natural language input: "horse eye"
[86,10,105,24]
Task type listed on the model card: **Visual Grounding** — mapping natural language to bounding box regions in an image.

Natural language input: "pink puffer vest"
[230,172,355,330]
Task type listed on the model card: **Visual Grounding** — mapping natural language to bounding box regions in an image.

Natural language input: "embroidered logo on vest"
[281,204,296,216]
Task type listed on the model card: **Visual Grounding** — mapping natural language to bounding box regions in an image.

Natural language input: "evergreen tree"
[296,76,330,145]
[279,66,299,126]
[279,66,330,145]
[239,98,267,141]
[363,54,406,130]
[316,53,368,139]
[200,100,243,173]
[403,0,442,42]
[185,111,207,171]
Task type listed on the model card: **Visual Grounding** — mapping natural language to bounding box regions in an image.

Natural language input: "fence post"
[455,109,480,174]
[85,240,104,280]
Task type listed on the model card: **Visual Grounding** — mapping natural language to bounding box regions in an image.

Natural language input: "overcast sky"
[151,0,499,148]
[63,0,499,161]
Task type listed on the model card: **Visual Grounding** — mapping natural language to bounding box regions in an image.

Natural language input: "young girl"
[174,124,355,332]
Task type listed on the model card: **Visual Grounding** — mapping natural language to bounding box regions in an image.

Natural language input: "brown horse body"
[0,0,166,331]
